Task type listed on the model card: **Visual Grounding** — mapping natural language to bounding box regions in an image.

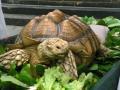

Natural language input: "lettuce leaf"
[34,67,97,90]
[0,75,28,88]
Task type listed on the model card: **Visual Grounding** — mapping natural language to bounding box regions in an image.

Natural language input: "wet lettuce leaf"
[80,16,98,25]
[34,67,97,90]
[15,64,36,86]
[102,16,120,28]
[105,27,120,48]
[0,75,28,88]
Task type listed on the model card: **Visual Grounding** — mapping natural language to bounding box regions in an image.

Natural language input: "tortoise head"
[37,38,69,60]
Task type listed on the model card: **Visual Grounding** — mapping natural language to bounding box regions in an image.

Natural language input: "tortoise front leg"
[29,52,40,77]
[0,49,30,69]
[59,50,78,79]
[29,50,43,77]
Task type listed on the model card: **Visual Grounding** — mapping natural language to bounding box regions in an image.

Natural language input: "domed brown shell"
[17,9,99,48]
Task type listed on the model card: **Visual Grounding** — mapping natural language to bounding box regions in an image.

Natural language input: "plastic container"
[1,1,120,89]
[92,61,120,90]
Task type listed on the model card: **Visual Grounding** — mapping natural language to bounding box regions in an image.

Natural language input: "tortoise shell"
[17,9,99,46]
[13,10,100,62]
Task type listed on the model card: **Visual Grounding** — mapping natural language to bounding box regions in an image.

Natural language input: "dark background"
[2,0,120,7]
[1,0,120,26]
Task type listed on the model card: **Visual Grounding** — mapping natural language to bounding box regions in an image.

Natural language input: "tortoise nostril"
[56,46,61,49]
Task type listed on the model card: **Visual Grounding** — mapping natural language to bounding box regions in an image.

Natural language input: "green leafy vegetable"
[0,75,28,88]
[0,45,6,54]
[16,64,36,85]
[64,73,96,90]
[105,27,120,48]
[34,67,97,90]
[89,64,99,71]
[80,16,97,25]
[103,16,120,28]
[36,67,68,90]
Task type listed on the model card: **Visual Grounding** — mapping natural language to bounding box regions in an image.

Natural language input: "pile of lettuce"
[0,16,120,90]
[31,67,97,90]
[0,63,97,90]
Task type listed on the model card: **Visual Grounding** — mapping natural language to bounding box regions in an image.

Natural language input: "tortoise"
[0,9,108,79]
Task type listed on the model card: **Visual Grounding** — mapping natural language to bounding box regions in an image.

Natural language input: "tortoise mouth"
[54,51,68,58]
[45,51,68,60]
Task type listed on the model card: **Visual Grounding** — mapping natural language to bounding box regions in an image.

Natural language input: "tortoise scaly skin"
[0,10,104,79]
[0,49,29,69]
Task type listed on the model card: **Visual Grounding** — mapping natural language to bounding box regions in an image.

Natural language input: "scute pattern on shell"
[16,9,100,50]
